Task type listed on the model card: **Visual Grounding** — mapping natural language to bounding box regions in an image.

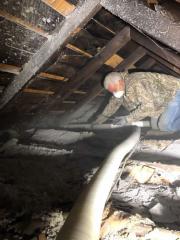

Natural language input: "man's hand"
[113,116,128,126]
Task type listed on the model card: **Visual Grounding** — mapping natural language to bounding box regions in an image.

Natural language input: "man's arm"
[95,96,123,124]
[126,102,161,123]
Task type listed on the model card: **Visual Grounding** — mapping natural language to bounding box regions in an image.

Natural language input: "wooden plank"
[66,43,93,58]
[47,26,130,109]
[131,29,180,69]
[67,43,124,68]
[0,64,21,75]
[0,64,67,81]
[105,55,124,68]
[73,90,86,95]
[101,0,180,52]
[42,0,75,16]
[39,72,67,81]
[0,10,49,38]
[23,88,54,95]
[92,18,116,35]
[0,0,102,111]
[115,46,146,71]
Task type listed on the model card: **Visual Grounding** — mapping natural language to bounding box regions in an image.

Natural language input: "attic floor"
[0,128,180,239]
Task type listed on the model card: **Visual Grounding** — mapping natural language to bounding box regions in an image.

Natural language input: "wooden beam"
[115,46,147,71]
[0,0,102,110]
[101,0,180,52]
[130,29,180,69]
[67,43,124,68]
[0,64,67,81]
[23,88,54,95]
[0,85,55,96]
[66,43,93,58]
[47,26,130,109]
[39,72,67,81]
[0,64,21,75]
[42,0,75,16]
[0,10,48,38]
[139,58,156,70]
[92,18,116,35]
[59,45,147,124]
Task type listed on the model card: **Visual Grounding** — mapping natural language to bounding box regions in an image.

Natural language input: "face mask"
[113,91,124,98]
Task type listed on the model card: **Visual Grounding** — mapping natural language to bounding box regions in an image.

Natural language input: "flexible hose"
[56,126,141,240]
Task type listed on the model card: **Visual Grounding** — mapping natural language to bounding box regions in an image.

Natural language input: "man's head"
[104,72,125,98]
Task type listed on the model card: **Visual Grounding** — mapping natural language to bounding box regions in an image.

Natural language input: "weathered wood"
[0,10,49,38]
[101,0,180,52]
[23,88,54,95]
[0,64,67,81]
[131,29,180,69]
[0,0,102,111]
[115,46,146,71]
[42,0,75,16]
[0,64,21,75]
[47,26,130,109]
[67,43,124,68]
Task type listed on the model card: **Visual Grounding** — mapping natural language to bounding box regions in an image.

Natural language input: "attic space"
[0,0,180,239]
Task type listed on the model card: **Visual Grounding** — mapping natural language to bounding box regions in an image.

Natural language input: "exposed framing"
[0,0,180,114]
[0,0,102,110]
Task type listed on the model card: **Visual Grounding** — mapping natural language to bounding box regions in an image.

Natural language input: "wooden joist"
[0,64,67,81]
[67,44,124,68]
[23,88,54,95]
[0,10,49,38]
[47,26,131,109]
[42,0,75,16]
[115,46,147,71]
[0,84,55,96]
[101,0,180,52]
[0,64,21,75]
[0,0,102,110]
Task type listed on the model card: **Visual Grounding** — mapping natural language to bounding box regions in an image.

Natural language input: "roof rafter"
[0,0,102,110]
[46,26,131,110]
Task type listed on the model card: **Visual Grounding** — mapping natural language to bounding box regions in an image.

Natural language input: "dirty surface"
[0,128,180,239]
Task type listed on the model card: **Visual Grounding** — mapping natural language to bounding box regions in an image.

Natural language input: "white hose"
[56,126,141,240]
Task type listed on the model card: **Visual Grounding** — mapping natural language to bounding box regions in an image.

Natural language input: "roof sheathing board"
[101,0,180,52]
[0,0,64,33]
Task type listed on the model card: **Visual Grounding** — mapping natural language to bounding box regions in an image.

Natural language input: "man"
[96,71,180,132]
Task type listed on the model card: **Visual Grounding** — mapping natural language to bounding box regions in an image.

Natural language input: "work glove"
[113,116,128,126]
